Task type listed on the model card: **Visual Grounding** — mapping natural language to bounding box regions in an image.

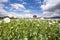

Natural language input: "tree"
[33,15,37,18]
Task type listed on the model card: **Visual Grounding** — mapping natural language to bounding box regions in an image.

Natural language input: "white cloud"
[11,3,25,9]
[0,8,14,17]
[0,7,32,18]
[0,4,5,8]
[41,0,60,11]
[0,3,32,18]
[0,8,39,18]
[0,4,9,17]
[0,4,17,17]
[0,3,33,18]
[0,0,8,2]
[0,9,22,18]
[24,13,31,18]
[41,0,60,17]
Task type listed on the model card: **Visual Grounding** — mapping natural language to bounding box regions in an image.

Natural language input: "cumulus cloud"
[0,8,32,18]
[0,0,34,18]
[0,4,8,17]
[41,0,60,17]
[0,3,32,18]
[0,4,19,17]
[0,8,23,18]
[0,8,15,17]
[0,0,9,17]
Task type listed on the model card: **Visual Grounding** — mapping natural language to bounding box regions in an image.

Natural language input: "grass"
[0,19,60,40]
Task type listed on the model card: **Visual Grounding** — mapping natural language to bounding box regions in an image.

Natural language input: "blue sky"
[6,0,43,14]
[0,0,60,18]
[0,0,44,18]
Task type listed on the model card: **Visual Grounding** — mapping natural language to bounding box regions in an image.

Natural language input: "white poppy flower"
[0,26,2,28]
[0,21,2,24]
[3,17,10,23]
[24,37,28,40]
[48,19,51,20]
[36,24,40,26]
[52,21,56,23]
[48,22,52,25]
[40,17,44,20]
[59,24,60,25]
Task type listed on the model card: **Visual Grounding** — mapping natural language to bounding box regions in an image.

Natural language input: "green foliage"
[0,19,60,40]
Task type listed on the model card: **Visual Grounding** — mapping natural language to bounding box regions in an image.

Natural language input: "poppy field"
[0,19,60,40]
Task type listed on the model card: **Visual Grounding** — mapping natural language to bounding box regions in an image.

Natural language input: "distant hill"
[0,16,17,19]
[38,16,60,19]
[49,16,60,19]
[44,16,60,19]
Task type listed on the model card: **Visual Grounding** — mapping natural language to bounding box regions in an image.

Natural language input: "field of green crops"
[0,19,60,40]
